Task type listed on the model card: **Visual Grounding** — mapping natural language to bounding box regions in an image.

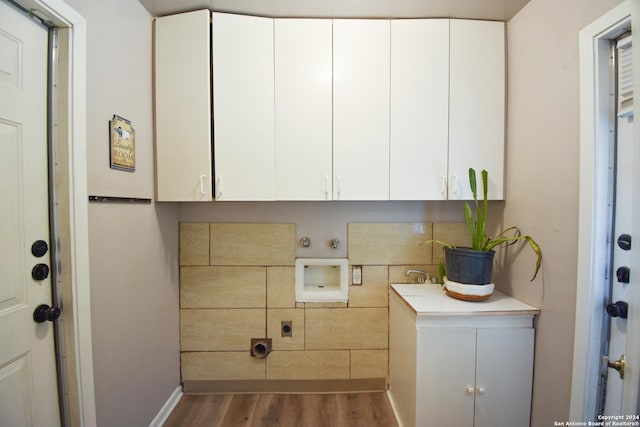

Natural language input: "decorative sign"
[109,115,135,172]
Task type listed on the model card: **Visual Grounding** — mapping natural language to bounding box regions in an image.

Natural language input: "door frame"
[572,0,639,419]
[9,0,96,425]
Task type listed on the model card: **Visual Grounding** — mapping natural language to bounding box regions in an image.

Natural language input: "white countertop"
[390,283,540,317]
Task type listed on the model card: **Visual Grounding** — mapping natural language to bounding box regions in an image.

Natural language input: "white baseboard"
[386,390,404,427]
[149,385,183,427]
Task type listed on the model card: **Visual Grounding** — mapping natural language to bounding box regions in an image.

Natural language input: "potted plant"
[434,168,542,287]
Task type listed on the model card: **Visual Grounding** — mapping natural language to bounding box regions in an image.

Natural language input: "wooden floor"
[163,392,399,427]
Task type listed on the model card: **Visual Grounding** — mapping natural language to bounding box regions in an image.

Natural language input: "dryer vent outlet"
[250,338,272,359]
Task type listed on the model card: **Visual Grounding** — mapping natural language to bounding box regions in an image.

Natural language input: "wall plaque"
[109,114,135,172]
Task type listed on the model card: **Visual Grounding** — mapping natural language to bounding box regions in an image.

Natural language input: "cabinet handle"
[450,175,458,197]
[336,175,341,200]
[325,175,329,200]
[216,175,222,199]
[440,175,447,197]
[466,386,475,395]
[477,387,486,395]
[200,175,207,195]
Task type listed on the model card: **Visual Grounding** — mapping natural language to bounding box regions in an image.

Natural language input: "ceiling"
[137,0,530,21]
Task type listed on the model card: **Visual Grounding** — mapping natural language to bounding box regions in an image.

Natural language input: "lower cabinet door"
[417,327,476,426]
[474,328,534,427]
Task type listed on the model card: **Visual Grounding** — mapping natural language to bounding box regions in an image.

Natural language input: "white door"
[333,19,390,201]
[603,33,634,416]
[274,18,333,201]
[448,20,505,200]
[213,12,275,201]
[155,10,212,202]
[390,19,449,201]
[0,2,60,426]
[417,327,476,426]
[475,328,534,427]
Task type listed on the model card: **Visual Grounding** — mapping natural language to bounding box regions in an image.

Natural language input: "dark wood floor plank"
[337,393,399,427]
[220,394,260,427]
[163,394,233,427]
[366,392,399,427]
[302,393,344,427]
[250,394,280,427]
[251,394,306,427]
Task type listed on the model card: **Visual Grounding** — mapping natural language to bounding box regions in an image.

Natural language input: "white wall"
[502,0,624,425]
[62,0,180,425]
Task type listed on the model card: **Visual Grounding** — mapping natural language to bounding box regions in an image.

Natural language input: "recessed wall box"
[295,258,349,303]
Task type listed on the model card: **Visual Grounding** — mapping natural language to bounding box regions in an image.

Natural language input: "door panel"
[417,327,476,426]
[390,19,449,200]
[0,354,35,427]
[449,19,505,200]
[333,19,390,201]
[0,121,25,311]
[0,1,60,426]
[275,19,333,200]
[475,328,534,427]
[213,12,275,201]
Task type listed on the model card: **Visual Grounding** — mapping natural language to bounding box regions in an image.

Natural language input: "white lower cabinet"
[389,285,537,427]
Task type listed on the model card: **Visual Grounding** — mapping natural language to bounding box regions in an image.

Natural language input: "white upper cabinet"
[390,19,450,200]
[154,10,212,201]
[212,12,275,201]
[449,19,505,200]
[333,20,391,201]
[275,19,333,200]
[155,12,505,202]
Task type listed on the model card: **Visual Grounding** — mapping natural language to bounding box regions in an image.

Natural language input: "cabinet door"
[475,328,534,427]
[417,328,476,426]
[333,20,390,200]
[212,13,275,200]
[274,19,333,200]
[449,20,505,200]
[155,10,212,201]
[390,19,449,200]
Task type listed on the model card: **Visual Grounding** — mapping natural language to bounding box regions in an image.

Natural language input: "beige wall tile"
[210,223,295,266]
[266,350,350,380]
[349,266,389,308]
[348,223,432,265]
[432,223,471,264]
[389,265,440,284]
[181,266,266,308]
[180,223,209,266]
[305,308,388,350]
[180,309,266,351]
[267,267,295,308]
[350,350,388,379]
[181,352,265,380]
[267,308,304,351]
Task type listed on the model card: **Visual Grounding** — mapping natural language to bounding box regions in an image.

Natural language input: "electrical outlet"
[281,320,292,337]
[352,265,362,285]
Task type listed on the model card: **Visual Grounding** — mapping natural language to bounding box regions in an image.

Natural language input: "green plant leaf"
[484,228,543,281]
[463,202,478,249]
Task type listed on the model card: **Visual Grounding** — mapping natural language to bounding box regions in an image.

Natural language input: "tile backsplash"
[179,222,468,392]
